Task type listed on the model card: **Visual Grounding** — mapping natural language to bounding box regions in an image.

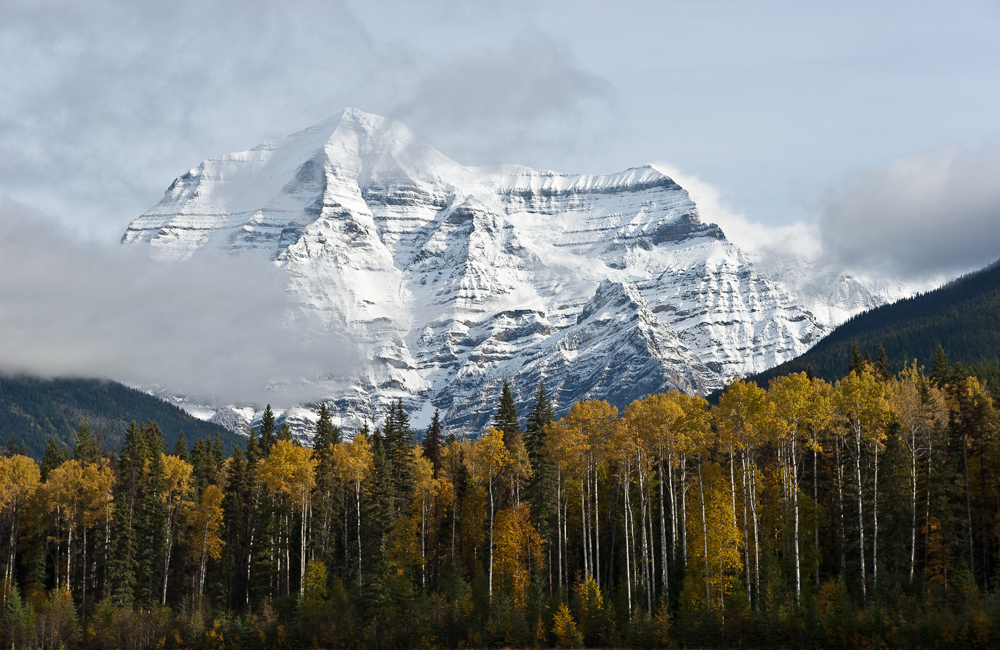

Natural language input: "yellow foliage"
[189,484,226,562]
[260,440,317,507]
[552,602,582,648]
[0,455,40,513]
[493,504,544,606]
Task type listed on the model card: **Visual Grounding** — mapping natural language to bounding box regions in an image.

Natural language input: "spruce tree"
[424,409,443,475]
[848,342,865,376]
[174,430,189,462]
[312,404,341,572]
[494,379,521,448]
[73,421,99,464]
[40,438,69,481]
[381,400,415,519]
[523,383,556,534]
[875,345,891,381]
[260,405,277,450]
[931,344,951,387]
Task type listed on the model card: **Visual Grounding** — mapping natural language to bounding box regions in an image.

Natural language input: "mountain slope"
[0,374,245,459]
[122,108,836,435]
[746,259,1000,386]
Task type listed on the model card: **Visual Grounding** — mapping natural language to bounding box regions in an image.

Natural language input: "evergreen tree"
[806,363,815,381]
[494,379,521,448]
[314,404,340,448]
[73,422,99,464]
[424,409,443,475]
[311,404,341,573]
[875,345,891,380]
[848,341,865,375]
[108,421,167,604]
[260,405,277,450]
[277,423,293,442]
[40,438,69,481]
[931,344,951,387]
[174,430,189,462]
[523,383,556,537]
[382,400,416,519]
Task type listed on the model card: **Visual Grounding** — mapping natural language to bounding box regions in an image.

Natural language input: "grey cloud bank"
[0,203,358,407]
[820,142,1000,279]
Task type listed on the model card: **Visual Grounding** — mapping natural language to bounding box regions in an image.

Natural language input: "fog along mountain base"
[122,108,898,437]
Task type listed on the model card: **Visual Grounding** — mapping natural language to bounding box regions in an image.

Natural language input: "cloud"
[652,162,822,272]
[0,201,358,407]
[819,142,1000,279]
[392,32,619,166]
[0,0,413,240]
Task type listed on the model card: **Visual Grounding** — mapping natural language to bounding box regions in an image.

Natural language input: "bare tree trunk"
[556,464,562,590]
[873,437,880,594]
[356,481,362,586]
[791,430,801,604]
[741,453,751,603]
[299,497,308,597]
[814,445,820,588]
[659,460,668,596]
[698,456,711,609]
[681,454,688,573]
[855,426,867,605]
[488,469,495,602]
[623,468,633,615]
[594,466,601,589]
[837,439,846,577]
[162,509,174,605]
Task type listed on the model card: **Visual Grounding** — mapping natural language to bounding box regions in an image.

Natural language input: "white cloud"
[0,202,358,407]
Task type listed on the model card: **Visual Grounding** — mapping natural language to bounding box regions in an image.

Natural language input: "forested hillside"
[1,366,998,649]
[750,259,1000,387]
[0,374,243,458]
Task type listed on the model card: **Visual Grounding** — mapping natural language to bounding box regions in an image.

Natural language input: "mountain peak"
[122,109,828,436]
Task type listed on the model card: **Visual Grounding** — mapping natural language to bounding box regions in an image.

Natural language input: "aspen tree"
[834,369,888,603]
[260,440,317,597]
[332,431,373,586]
[472,427,510,602]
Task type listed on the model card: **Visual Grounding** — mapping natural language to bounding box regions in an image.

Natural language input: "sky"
[1,0,999,403]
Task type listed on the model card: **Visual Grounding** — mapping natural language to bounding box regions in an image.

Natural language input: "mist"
[0,202,358,408]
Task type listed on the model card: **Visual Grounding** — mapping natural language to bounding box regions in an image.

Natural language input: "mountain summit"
[123,108,828,435]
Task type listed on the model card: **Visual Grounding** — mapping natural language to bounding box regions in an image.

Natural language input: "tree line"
[1,353,999,649]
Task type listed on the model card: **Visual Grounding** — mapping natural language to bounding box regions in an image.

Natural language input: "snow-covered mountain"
[124,108,842,436]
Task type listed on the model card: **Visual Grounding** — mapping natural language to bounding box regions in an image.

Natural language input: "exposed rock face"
[123,108,829,436]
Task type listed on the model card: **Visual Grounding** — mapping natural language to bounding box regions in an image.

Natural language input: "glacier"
[122,108,867,437]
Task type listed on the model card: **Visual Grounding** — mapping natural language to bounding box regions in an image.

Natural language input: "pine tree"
[494,379,521,448]
[424,409,443,475]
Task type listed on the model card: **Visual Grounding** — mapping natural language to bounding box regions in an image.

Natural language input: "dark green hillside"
[0,374,245,458]
[749,258,1000,388]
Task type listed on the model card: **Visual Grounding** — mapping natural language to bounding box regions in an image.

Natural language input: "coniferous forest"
[1,357,999,650]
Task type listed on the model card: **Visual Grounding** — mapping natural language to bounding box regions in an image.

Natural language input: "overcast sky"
[1,0,999,402]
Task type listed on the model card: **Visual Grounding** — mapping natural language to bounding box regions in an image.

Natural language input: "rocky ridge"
[124,108,841,436]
